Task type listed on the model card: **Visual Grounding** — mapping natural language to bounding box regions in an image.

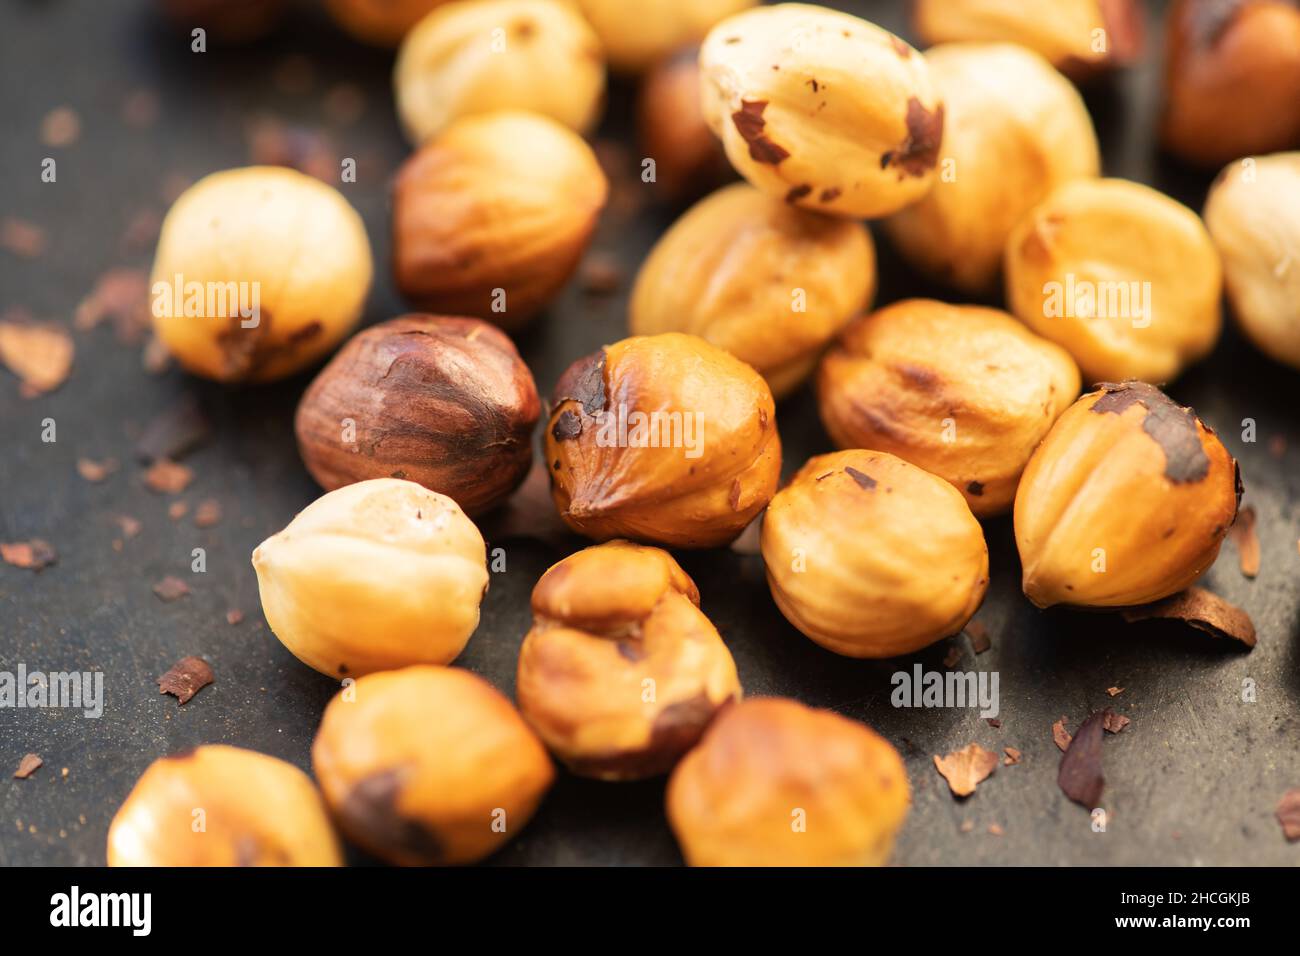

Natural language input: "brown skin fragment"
[340,769,445,865]
[965,620,991,653]
[1,539,57,571]
[152,576,190,602]
[844,467,877,490]
[1003,747,1021,766]
[14,754,42,779]
[1102,710,1130,734]
[1090,382,1211,483]
[933,743,998,797]
[943,644,963,668]
[142,459,194,494]
[551,410,582,441]
[135,395,211,463]
[553,348,608,417]
[1276,789,1300,841]
[784,184,812,203]
[225,608,243,626]
[157,655,213,704]
[886,99,943,178]
[1,218,48,258]
[76,458,118,482]
[1107,686,1124,697]
[1229,505,1260,577]
[1121,587,1256,648]
[1058,711,1106,807]
[731,100,790,165]
[1052,716,1072,752]
[193,499,222,529]
[0,320,73,396]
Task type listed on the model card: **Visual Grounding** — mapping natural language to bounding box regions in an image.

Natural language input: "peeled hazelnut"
[394,0,605,144]
[1204,152,1300,369]
[107,745,342,866]
[1015,382,1240,609]
[545,333,781,549]
[576,0,755,73]
[761,450,989,658]
[817,300,1081,516]
[252,478,488,677]
[637,47,733,203]
[393,111,608,331]
[325,0,447,46]
[150,166,373,384]
[666,698,909,866]
[516,541,741,780]
[1003,178,1222,384]
[630,183,875,399]
[295,315,539,516]
[699,3,942,219]
[313,666,554,866]
[882,43,1100,294]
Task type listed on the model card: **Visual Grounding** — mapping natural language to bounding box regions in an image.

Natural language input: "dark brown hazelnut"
[637,47,733,203]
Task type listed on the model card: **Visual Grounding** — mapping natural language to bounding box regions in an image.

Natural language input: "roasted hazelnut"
[637,46,733,203]
[1203,152,1300,369]
[393,111,608,331]
[817,300,1080,516]
[630,183,875,398]
[313,666,554,865]
[761,450,989,658]
[576,0,756,73]
[393,0,605,144]
[252,478,488,677]
[325,0,447,46]
[107,745,342,866]
[1015,382,1240,609]
[698,3,942,219]
[1003,178,1222,384]
[882,42,1100,294]
[150,166,373,384]
[545,333,781,549]
[666,697,909,866]
[295,315,539,515]
[516,541,741,780]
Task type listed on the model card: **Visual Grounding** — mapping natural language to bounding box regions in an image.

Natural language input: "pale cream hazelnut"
[575,0,756,72]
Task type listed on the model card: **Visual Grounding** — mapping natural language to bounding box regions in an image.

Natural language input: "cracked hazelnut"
[252,478,488,677]
[699,3,942,219]
[393,110,608,331]
[295,315,539,516]
[107,745,342,866]
[313,666,553,866]
[516,541,741,780]
[638,46,733,203]
[545,333,781,549]
[762,450,989,658]
[666,697,909,866]
[325,0,447,46]
[577,0,755,73]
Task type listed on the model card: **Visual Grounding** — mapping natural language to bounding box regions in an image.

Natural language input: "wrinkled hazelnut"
[1003,178,1222,384]
[817,299,1080,516]
[394,0,605,144]
[393,111,608,331]
[107,745,342,866]
[699,3,942,219]
[637,46,733,203]
[150,166,372,383]
[252,478,488,677]
[666,697,909,866]
[762,450,989,658]
[577,0,756,73]
[313,666,554,865]
[1015,382,1240,609]
[325,0,447,46]
[630,182,875,398]
[545,333,781,549]
[516,541,741,780]
[295,315,539,515]
[882,42,1100,294]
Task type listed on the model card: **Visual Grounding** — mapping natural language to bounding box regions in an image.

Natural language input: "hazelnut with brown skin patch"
[637,47,734,203]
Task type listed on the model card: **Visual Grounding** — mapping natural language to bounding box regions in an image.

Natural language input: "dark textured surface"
[1,0,1297,867]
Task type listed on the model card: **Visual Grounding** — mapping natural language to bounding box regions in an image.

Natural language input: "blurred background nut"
[393,111,608,331]
[1015,382,1240,609]
[576,0,755,73]
[156,0,288,42]
[699,3,942,219]
[762,450,989,658]
[630,182,875,399]
[150,166,373,384]
[1003,178,1222,384]
[325,0,449,46]
[881,42,1100,295]
[516,541,741,780]
[393,0,605,144]
[546,333,781,549]
[252,478,488,677]
[295,315,539,516]
[108,745,342,866]
[637,46,733,204]
[817,300,1080,516]
[313,667,553,865]
[666,697,909,866]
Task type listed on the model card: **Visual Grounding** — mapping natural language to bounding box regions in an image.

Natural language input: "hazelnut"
[698,3,943,219]
[1203,152,1300,369]
[761,450,989,658]
[393,0,605,144]
[1003,178,1222,384]
[1015,382,1240,609]
[576,0,756,73]
[325,0,447,47]
[817,299,1081,516]
[157,0,288,42]
[666,697,909,866]
[545,333,781,549]
[637,47,733,203]
[881,43,1100,294]
[252,478,488,677]
[630,183,875,399]
[516,541,742,780]
[295,315,539,516]
[107,745,342,866]
[312,666,554,865]
[1161,0,1300,168]
[393,110,608,331]
[150,166,373,384]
